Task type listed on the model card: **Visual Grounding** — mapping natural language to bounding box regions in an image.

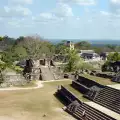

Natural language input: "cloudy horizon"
[0,0,120,40]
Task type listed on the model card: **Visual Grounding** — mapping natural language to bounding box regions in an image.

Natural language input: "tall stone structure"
[23,58,62,81]
[23,59,41,80]
[23,59,34,80]
[66,41,74,50]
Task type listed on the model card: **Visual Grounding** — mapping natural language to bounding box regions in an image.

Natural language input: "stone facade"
[23,58,61,81]
[0,72,27,88]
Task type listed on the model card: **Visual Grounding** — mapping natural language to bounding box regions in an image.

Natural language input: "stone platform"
[85,101,120,120]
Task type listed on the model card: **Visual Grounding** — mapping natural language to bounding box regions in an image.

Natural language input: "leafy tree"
[0,36,15,51]
[102,52,120,72]
[93,47,103,54]
[107,52,120,62]
[106,45,116,51]
[13,46,28,60]
[55,40,68,54]
[1,52,13,64]
[0,36,3,41]
[64,49,82,72]
[75,41,91,50]
[1,35,55,62]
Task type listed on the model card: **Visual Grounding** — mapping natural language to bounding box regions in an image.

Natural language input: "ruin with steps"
[56,86,116,120]
[23,58,63,81]
[72,75,120,114]
[55,74,120,120]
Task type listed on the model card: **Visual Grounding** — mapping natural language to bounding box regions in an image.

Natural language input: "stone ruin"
[23,58,63,81]
[23,59,34,80]
[56,85,116,120]
[0,58,62,88]
[84,86,102,100]
[102,61,120,73]
[53,54,68,63]
[112,74,120,83]
[0,70,27,88]
[23,59,42,80]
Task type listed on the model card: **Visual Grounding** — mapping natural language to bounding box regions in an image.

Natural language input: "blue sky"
[0,0,120,39]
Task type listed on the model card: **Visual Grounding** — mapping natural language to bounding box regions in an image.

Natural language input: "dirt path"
[0,81,43,91]
[41,79,71,83]
[0,79,71,91]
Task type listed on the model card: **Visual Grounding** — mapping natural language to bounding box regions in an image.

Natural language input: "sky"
[0,0,120,40]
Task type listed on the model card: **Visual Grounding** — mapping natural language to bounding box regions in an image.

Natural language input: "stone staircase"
[40,66,55,80]
[66,102,116,120]
[94,86,120,114]
[56,86,116,120]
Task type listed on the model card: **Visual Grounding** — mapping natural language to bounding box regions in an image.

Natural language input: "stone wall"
[0,74,27,88]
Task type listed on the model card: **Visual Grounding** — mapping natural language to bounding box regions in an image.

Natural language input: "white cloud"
[111,0,120,4]
[32,3,73,24]
[54,3,73,17]
[7,17,35,28]
[2,5,32,17]
[10,0,33,5]
[4,6,10,13]
[100,11,111,16]
[59,0,96,5]
[7,18,21,27]
[40,13,55,19]
[32,13,59,24]
[110,0,120,14]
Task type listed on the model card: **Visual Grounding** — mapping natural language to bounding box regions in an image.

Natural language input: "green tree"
[102,52,120,72]
[2,35,55,62]
[107,52,120,62]
[106,45,116,51]
[0,36,3,41]
[75,41,91,50]
[55,40,68,54]
[12,46,28,60]
[64,49,82,72]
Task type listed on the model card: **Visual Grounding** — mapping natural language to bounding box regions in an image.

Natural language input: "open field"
[0,75,117,120]
[0,80,75,120]
[64,84,89,102]
[82,74,116,85]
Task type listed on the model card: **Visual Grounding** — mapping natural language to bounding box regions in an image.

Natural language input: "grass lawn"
[81,74,116,85]
[0,80,75,120]
[64,84,89,102]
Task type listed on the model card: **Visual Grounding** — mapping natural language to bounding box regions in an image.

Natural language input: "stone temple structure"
[23,58,63,81]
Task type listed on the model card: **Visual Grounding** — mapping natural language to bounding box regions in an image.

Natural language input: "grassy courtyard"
[0,74,117,120]
[64,84,89,102]
[81,74,116,85]
[0,80,75,120]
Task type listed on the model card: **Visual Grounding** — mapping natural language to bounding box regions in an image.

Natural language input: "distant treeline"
[0,35,120,64]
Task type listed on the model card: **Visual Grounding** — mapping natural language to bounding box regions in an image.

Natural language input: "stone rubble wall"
[0,74,27,88]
